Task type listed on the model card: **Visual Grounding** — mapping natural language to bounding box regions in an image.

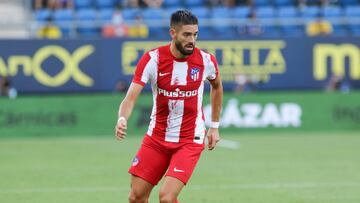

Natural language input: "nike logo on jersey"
[159,72,170,76]
[174,168,185,173]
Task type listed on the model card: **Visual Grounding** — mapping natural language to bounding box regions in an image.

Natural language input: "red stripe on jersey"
[179,49,205,143]
[132,53,151,86]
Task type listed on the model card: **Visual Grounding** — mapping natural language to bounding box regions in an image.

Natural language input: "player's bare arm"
[115,82,143,141]
[207,75,223,150]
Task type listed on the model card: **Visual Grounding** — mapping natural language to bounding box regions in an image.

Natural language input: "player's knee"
[159,191,177,203]
[128,190,148,203]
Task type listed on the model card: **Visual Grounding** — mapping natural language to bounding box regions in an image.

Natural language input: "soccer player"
[115,10,223,203]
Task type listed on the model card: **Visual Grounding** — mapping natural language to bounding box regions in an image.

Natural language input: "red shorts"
[128,135,204,185]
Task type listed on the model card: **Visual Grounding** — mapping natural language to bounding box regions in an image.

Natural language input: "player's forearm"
[118,98,136,120]
[117,82,143,120]
[210,82,223,122]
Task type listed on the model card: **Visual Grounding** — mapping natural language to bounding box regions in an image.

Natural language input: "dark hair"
[170,10,198,28]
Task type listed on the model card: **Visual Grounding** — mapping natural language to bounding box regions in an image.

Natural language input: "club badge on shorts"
[190,67,200,81]
[132,156,139,166]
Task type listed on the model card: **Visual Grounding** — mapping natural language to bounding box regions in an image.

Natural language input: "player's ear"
[169,27,176,39]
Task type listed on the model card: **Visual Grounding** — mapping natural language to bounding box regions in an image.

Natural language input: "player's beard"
[175,40,194,56]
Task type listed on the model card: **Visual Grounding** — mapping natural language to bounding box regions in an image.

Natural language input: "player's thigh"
[129,136,171,185]
[159,176,184,201]
[166,143,204,184]
[129,175,154,200]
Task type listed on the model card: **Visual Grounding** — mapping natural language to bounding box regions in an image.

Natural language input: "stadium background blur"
[0,0,360,203]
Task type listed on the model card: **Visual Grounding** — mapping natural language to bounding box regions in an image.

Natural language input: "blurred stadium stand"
[0,0,360,38]
[0,0,31,38]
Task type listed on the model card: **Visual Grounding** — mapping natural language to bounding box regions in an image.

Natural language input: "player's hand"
[115,117,127,141]
[207,128,220,151]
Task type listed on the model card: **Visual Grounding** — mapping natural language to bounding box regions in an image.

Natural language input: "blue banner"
[0,38,359,93]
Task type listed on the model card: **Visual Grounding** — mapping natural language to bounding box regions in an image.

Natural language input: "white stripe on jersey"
[200,50,217,80]
[146,50,159,137]
[194,81,205,144]
[141,49,159,84]
[165,99,185,142]
[171,61,188,86]
[147,86,158,136]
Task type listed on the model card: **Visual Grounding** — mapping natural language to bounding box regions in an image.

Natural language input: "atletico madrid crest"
[132,156,139,166]
[190,67,200,81]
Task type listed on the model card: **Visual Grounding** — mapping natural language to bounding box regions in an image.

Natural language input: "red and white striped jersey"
[133,44,219,144]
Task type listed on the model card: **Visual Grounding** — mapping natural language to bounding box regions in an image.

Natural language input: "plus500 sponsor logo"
[158,88,197,97]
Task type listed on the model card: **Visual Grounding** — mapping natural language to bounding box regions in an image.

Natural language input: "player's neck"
[170,41,188,59]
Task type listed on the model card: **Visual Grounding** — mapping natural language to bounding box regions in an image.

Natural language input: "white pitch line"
[189,182,360,190]
[217,139,240,149]
[0,187,128,194]
[1,182,360,194]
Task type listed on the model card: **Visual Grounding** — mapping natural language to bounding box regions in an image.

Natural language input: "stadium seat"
[278,7,303,36]
[163,0,182,8]
[77,9,97,20]
[345,6,360,16]
[116,0,125,5]
[184,0,204,8]
[255,7,279,36]
[322,6,343,17]
[259,25,280,37]
[211,7,233,18]
[53,9,74,37]
[122,8,140,21]
[253,0,272,7]
[142,8,166,38]
[163,7,186,25]
[340,0,359,6]
[280,23,304,36]
[77,9,99,37]
[74,0,93,9]
[300,6,320,18]
[189,7,209,19]
[279,17,304,36]
[34,9,52,21]
[233,6,251,19]
[95,0,115,9]
[189,7,211,37]
[327,18,348,36]
[345,6,360,36]
[306,0,320,5]
[274,0,293,7]
[321,6,346,36]
[278,6,298,17]
[211,7,235,38]
[142,8,163,21]
[98,9,114,22]
[164,7,185,18]
[53,9,74,21]
[256,7,275,18]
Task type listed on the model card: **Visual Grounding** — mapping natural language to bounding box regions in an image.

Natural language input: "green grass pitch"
[1,132,360,203]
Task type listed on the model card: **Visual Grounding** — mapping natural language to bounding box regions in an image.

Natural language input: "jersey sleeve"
[132,52,156,86]
[206,54,219,81]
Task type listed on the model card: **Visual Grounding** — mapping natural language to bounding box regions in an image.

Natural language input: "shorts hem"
[129,170,158,186]
[165,174,188,185]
